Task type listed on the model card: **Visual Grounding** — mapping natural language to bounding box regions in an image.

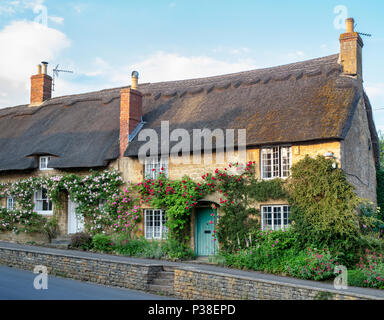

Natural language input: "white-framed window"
[261,205,290,230]
[144,209,168,239]
[261,146,291,179]
[39,156,53,171]
[144,157,168,179]
[6,197,14,210]
[34,188,53,215]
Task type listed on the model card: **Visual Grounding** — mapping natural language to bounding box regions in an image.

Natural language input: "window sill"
[35,211,53,215]
[261,176,289,180]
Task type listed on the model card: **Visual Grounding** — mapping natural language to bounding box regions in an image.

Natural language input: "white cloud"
[48,16,64,24]
[114,51,257,84]
[0,20,70,107]
[0,5,16,15]
[1,0,44,13]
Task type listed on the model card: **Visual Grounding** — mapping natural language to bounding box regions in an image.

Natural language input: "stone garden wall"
[0,244,379,300]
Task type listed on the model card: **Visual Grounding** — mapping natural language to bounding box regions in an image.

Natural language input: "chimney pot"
[41,61,48,75]
[131,70,139,90]
[346,17,354,33]
[37,64,42,75]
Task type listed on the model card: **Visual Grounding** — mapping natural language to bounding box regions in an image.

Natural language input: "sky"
[0,0,383,130]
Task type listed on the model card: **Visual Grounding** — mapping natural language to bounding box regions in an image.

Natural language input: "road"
[0,265,173,300]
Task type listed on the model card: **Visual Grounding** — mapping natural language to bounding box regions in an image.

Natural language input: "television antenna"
[354,23,372,37]
[52,64,74,91]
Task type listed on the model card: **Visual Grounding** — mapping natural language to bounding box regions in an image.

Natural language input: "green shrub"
[220,228,301,274]
[140,240,165,259]
[286,247,339,281]
[348,269,366,287]
[287,155,363,258]
[113,235,148,256]
[162,238,195,260]
[43,217,59,242]
[92,233,113,252]
[112,235,195,261]
[69,232,93,250]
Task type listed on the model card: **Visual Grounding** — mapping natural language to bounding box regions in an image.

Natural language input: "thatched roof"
[0,54,378,171]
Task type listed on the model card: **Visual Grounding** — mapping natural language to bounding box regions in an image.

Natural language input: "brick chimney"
[339,18,364,79]
[30,61,52,106]
[120,71,142,157]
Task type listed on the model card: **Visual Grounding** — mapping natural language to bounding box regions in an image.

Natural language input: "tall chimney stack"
[339,17,363,79]
[119,71,142,157]
[30,61,52,106]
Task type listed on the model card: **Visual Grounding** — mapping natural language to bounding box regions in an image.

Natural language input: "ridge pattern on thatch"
[0,54,375,171]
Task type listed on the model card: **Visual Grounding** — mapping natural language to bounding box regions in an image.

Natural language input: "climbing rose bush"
[106,185,141,238]
[0,169,125,234]
[137,169,209,242]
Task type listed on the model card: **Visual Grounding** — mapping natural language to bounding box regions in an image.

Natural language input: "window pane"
[154,210,160,238]
[272,147,279,177]
[262,207,272,230]
[283,206,291,227]
[40,157,46,169]
[145,210,153,238]
[281,147,291,178]
[261,149,272,178]
[273,206,282,230]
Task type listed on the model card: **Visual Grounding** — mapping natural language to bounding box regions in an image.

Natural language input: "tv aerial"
[354,23,372,37]
[52,64,74,91]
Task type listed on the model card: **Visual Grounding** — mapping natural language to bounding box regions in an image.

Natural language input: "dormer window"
[39,156,52,171]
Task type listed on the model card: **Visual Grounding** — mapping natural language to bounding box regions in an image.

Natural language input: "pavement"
[1,240,384,299]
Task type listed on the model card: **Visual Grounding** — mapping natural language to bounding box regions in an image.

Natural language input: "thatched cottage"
[0,18,379,255]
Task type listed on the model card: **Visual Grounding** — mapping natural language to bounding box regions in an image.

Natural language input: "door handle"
[204,230,211,234]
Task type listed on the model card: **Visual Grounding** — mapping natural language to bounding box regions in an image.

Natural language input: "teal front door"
[195,207,218,256]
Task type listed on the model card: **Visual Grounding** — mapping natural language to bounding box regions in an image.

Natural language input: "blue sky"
[0,0,383,130]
